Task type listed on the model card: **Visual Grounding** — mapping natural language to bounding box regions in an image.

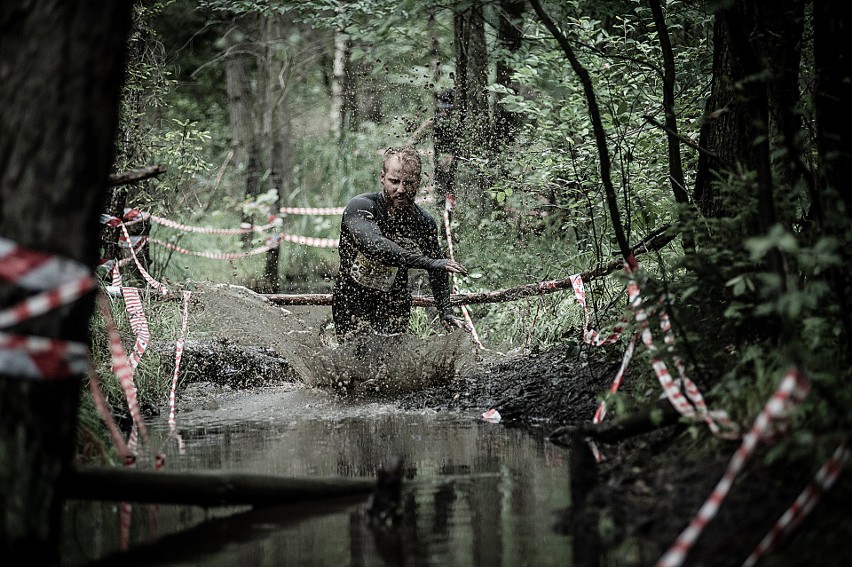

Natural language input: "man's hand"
[441,314,468,332]
[443,259,467,275]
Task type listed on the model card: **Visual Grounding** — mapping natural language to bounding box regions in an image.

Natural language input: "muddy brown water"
[61,384,576,566]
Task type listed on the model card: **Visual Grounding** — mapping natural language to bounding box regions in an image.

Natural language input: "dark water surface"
[62,386,573,566]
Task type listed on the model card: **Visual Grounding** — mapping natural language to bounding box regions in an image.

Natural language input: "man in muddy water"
[332,146,468,341]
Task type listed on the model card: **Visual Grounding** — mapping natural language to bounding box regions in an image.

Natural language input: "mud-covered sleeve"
[342,196,448,271]
[420,217,453,318]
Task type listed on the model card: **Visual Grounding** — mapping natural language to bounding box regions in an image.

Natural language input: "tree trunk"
[224,16,256,171]
[331,31,354,140]
[492,0,525,149]
[813,0,852,347]
[454,2,490,209]
[0,1,131,563]
[259,14,295,293]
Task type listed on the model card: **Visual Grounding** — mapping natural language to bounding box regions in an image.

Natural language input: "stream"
[61,383,574,566]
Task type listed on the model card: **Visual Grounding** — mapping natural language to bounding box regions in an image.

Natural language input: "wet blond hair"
[382,145,421,174]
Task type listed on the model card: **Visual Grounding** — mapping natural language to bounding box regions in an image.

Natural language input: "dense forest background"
[118,0,850,417]
[1,0,850,562]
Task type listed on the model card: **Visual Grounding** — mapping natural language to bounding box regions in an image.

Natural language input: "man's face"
[381,157,420,213]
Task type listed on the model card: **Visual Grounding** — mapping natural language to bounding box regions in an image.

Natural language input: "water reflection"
[62,389,572,566]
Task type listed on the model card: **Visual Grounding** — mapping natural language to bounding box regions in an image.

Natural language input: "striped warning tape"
[148,213,281,235]
[164,291,190,454]
[0,333,90,379]
[98,293,153,452]
[656,368,810,567]
[570,274,632,346]
[631,275,739,438]
[117,224,170,295]
[279,206,345,216]
[571,269,738,463]
[104,209,338,247]
[743,442,849,567]
[110,265,150,370]
[87,365,134,462]
[143,235,278,259]
[0,237,95,380]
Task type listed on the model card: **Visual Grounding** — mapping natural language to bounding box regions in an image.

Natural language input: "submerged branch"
[60,466,375,507]
[549,398,681,445]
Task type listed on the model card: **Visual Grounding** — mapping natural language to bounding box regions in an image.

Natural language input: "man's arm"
[406,117,434,146]
[420,216,467,321]
[343,196,448,271]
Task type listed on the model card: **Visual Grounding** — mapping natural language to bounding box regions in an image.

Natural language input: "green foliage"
[86,0,851,470]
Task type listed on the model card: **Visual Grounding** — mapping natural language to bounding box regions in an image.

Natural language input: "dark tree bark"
[492,0,525,149]
[0,1,132,563]
[813,0,852,221]
[466,2,489,151]
[453,1,490,209]
[813,0,852,346]
[692,13,756,219]
[224,16,257,171]
[260,14,295,293]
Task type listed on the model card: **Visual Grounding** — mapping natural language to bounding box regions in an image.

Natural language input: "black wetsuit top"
[332,192,452,339]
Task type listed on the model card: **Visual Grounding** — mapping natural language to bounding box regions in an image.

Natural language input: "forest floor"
[160,281,850,567]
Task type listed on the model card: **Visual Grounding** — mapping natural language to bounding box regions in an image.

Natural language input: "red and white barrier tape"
[656,368,810,567]
[742,442,849,567]
[148,214,280,235]
[117,224,170,295]
[632,276,738,439]
[0,333,90,379]
[111,266,150,370]
[0,237,95,379]
[98,293,153,454]
[279,206,345,216]
[87,366,134,463]
[105,208,339,241]
[164,291,190,454]
[570,274,632,346]
[142,235,277,259]
[0,236,91,289]
[277,232,339,248]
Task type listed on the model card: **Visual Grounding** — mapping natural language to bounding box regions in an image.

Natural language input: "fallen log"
[108,164,166,186]
[60,466,376,508]
[549,398,681,445]
[266,227,674,307]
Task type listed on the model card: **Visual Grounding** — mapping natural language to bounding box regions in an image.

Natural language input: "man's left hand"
[441,315,468,332]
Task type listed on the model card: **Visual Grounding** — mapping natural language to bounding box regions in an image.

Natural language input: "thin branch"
[643,114,718,159]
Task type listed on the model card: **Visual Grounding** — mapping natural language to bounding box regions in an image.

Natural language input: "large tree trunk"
[453,2,490,209]
[0,1,131,563]
[224,16,257,171]
[259,14,295,293]
[492,0,525,149]
[813,0,852,347]
[692,14,757,219]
